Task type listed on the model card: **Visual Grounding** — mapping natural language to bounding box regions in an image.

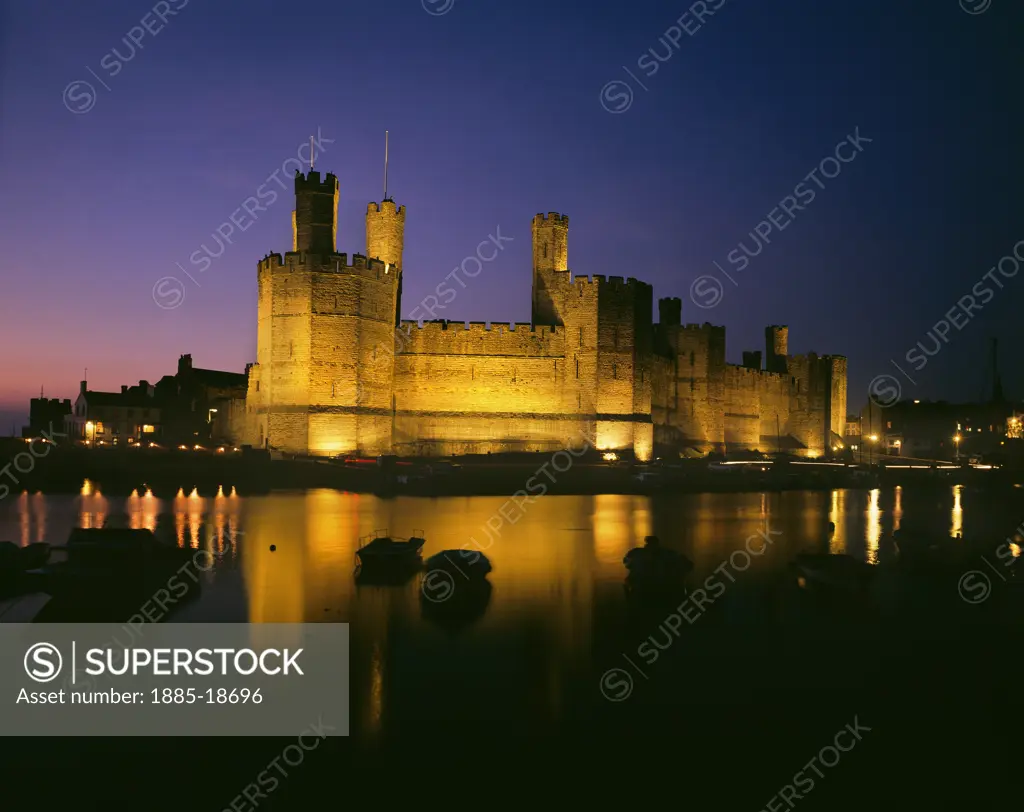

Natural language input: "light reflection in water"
[8,484,1023,738]
[593,494,636,571]
[127,489,159,532]
[893,486,903,533]
[77,479,107,529]
[18,491,29,546]
[866,489,881,563]
[828,490,846,554]
[951,485,963,538]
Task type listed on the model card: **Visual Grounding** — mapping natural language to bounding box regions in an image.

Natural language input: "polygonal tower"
[246,169,402,457]
[366,199,406,325]
[531,212,570,326]
[293,170,339,253]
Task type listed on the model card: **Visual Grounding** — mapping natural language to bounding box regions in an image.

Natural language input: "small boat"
[423,549,492,579]
[792,553,875,592]
[623,536,693,585]
[355,529,426,571]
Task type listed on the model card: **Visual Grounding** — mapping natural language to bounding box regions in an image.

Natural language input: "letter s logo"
[24,643,63,683]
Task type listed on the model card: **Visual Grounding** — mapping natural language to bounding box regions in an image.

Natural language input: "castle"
[242,169,847,460]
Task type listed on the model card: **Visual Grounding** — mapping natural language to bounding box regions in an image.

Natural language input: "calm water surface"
[2,483,1021,747]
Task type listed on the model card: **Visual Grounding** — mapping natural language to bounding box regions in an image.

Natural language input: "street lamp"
[953,434,961,462]
[867,434,878,466]
[85,420,95,445]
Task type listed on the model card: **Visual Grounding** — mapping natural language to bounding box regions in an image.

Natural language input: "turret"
[765,325,789,374]
[366,200,406,272]
[658,297,682,327]
[292,170,339,254]
[531,212,569,326]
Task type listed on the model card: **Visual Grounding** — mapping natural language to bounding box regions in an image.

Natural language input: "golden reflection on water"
[77,479,107,529]
[893,486,903,533]
[951,484,963,538]
[8,483,1023,734]
[865,489,881,563]
[593,494,638,571]
[127,489,158,532]
[828,490,845,554]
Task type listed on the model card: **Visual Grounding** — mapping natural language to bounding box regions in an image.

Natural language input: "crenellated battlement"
[294,170,338,194]
[533,212,569,226]
[572,274,650,291]
[724,364,791,384]
[367,200,407,218]
[681,322,725,333]
[394,318,565,357]
[249,178,846,461]
[258,251,390,280]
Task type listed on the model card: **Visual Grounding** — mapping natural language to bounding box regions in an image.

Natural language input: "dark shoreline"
[1,445,1019,499]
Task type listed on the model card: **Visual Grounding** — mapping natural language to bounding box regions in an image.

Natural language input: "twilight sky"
[1,0,1022,430]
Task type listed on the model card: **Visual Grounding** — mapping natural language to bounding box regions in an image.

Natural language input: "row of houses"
[23,355,248,448]
[845,398,1023,461]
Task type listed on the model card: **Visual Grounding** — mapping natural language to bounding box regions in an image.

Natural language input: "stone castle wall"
[244,170,846,460]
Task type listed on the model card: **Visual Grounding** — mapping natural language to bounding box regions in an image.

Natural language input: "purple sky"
[2,0,1022,431]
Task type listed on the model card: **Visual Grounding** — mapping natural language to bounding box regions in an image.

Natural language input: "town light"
[602,452,618,462]
[868,434,878,442]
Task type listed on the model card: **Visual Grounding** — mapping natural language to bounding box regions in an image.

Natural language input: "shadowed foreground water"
[2,484,1021,806]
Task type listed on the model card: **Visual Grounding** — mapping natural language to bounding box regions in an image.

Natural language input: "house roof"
[82,390,157,408]
[190,367,247,388]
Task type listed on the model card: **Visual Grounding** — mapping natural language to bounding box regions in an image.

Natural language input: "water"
[3,484,1022,803]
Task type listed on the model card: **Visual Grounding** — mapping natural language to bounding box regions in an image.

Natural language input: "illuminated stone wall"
[243,171,845,461]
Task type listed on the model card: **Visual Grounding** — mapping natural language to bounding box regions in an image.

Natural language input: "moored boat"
[423,549,492,579]
[623,536,693,587]
[355,530,426,572]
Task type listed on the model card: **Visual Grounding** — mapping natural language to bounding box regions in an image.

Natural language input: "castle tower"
[765,325,789,374]
[366,200,406,271]
[292,171,339,254]
[367,200,406,326]
[247,168,401,458]
[532,212,570,326]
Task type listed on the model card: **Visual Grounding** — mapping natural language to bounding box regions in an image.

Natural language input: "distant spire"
[384,130,390,201]
[40,385,43,399]
[310,135,314,171]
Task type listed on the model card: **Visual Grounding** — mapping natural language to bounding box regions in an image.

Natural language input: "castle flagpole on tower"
[310,135,314,170]
[384,130,389,201]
